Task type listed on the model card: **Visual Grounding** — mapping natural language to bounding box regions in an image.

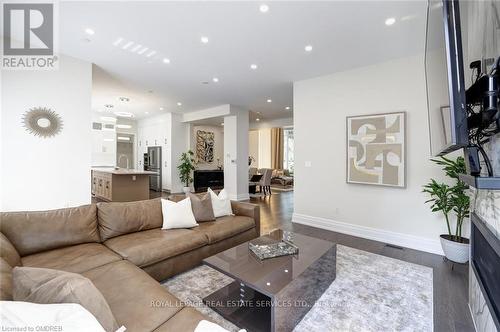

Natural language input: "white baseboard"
[292,213,444,256]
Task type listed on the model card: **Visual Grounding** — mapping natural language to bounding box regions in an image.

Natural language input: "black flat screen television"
[425,0,468,156]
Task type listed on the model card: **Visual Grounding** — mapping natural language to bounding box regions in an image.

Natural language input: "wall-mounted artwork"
[196,130,215,163]
[346,112,406,188]
[22,107,63,138]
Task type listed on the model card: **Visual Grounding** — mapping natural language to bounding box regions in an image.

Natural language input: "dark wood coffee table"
[202,230,337,332]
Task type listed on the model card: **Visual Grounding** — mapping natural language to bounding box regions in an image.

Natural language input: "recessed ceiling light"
[267,99,272,103]
[84,28,95,35]
[201,36,209,44]
[114,111,134,118]
[250,64,258,70]
[100,116,116,122]
[137,47,148,55]
[305,45,313,52]
[256,118,261,122]
[131,44,142,52]
[162,58,170,64]
[385,17,396,26]
[118,97,130,102]
[259,4,269,13]
[104,104,114,109]
[177,102,182,106]
[122,41,134,50]
[285,106,290,110]
[113,38,124,46]
[159,107,164,111]
[145,111,149,114]
[116,124,132,129]
[212,77,219,83]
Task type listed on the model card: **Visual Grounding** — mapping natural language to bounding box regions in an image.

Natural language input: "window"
[283,128,294,174]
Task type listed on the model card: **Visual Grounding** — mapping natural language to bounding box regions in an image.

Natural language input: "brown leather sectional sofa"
[0,198,260,331]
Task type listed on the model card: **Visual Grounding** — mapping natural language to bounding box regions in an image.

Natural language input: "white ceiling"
[59,1,427,120]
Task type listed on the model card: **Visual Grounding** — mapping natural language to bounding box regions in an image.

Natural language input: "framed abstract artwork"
[196,130,215,163]
[346,112,406,188]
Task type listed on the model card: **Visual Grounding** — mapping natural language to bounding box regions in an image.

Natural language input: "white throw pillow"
[208,188,233,218]
[0,301,107,332]
[195,320,247,332]
[161,198,198,229]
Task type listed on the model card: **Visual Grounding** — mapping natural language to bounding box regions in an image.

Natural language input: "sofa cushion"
[192,215,255,244]
[104,229,208,268]
[97,198,163,241]
[153,307,208,332]
[187,193,215,222]
[208,189,233,218]
[0,258,13,300]
[160,198,198,230]
[21,243,122,274]
[0,233,21,268]
[83,260,183,331]
[0,205,100,256]
[13,267,119,332]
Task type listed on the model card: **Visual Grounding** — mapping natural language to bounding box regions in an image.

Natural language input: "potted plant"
[423,156,470,263]
[178,150,196,194]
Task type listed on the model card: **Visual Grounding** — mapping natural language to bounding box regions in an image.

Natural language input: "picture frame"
[346,111,406,188]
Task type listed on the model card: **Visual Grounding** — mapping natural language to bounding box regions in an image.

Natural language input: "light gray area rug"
[162,245,433,332]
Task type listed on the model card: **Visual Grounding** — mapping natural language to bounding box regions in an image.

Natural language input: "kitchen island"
[91,168,157,202]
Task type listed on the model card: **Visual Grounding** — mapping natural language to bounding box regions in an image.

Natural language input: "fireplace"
[470,212,500,330]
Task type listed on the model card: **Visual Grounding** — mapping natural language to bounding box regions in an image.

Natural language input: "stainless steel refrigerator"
[144,147,162,191]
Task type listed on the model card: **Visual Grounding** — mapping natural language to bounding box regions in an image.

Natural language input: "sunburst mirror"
[22,107,63,138]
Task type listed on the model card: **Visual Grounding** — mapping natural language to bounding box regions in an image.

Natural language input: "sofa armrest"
[231,201,260,236]
[0,233,21,267]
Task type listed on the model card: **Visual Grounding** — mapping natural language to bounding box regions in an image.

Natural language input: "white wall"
[1,55,92,211]
[258,128,272,169]
[116,118,138,169]
[250,117,293,130]
[224,107,249,201]
[169,113,188,193]
[91,113,116,167]
[293,55,450,254]
[191,125,224,170]
[182,104,230,123]
[248,130,259,167]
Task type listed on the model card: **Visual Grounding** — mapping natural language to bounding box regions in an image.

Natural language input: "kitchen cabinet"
[137,117,171,190]
[92,169,156,202]
[91,171,112,201]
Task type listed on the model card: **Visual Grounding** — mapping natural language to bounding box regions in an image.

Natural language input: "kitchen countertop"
[92,168,157,175]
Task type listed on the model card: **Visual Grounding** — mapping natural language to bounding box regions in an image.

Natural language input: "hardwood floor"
[249,190,474,332]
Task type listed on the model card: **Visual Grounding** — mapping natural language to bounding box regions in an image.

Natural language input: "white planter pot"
[439,235,470,263]
[182,187,191,194]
